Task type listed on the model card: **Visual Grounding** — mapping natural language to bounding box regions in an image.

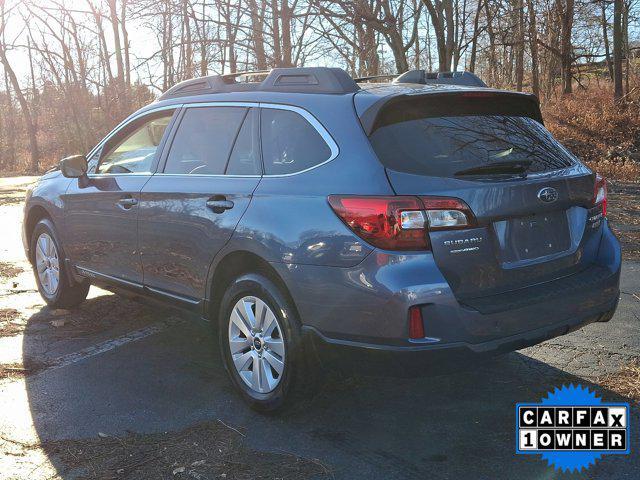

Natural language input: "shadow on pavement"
[21,295,639,479]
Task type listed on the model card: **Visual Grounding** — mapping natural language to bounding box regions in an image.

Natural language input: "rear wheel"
[218,273,311,412]
[31,219,90,308]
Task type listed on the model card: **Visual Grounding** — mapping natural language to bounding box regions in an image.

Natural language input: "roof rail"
[354,74,398,83]
[394,70,487,87]
[158,67,360,100]
[220,70,271,81]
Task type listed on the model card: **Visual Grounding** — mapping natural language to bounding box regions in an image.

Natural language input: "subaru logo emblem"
[537,187,558,203]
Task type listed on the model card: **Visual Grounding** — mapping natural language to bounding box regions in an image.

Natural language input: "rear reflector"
[328,195,476,250]
[593,174,607,216]
[408,306,425,339]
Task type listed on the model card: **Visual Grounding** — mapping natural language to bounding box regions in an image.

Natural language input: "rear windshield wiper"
[454,160,532,177]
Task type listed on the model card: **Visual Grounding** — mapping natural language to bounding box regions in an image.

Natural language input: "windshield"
[369,114,576,178]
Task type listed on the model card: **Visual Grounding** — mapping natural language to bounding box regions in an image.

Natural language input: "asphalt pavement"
[0,176,639,479]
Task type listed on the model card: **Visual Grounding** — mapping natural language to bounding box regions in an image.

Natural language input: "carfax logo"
[516,384,630,472]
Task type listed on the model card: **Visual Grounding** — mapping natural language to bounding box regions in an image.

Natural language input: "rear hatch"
[360,90,603,301]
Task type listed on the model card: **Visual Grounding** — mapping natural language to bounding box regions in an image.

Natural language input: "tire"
[31,219,90,308]
[218,273,312,412]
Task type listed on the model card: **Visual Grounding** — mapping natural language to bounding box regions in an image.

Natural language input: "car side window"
[164,106,247,175]
[260,108,332,175]
[98,112,174,174]
[225,108,261,175]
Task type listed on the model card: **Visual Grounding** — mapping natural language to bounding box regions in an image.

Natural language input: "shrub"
[542,82,640,181]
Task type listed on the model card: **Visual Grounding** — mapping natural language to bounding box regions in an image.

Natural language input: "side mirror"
[59,155,88,178]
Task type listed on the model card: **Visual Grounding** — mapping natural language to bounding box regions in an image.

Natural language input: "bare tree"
[527,0,540,96]
[422,0,455,71]
[0,0,39,172]
[558,0,575,93]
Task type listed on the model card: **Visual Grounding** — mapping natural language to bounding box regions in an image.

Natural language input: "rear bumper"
[273,221,621,373]
[302,295,618,376]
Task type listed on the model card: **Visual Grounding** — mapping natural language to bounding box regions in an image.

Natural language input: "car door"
[138,104,262,304]
[62,108,179,284]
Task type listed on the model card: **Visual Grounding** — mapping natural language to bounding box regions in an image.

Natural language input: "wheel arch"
[207,250,301,327]
[24,204,54,264]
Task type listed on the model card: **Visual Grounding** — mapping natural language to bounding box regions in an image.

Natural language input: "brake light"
[593,174,607,216]
[327,196,428,250]
[460,92,497,98]
[328,195,476,250]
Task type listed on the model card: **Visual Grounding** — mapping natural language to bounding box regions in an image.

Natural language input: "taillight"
[593,174,607,216]
[327,196,428,250]
[328,195,476,251]
[420,197,476,230]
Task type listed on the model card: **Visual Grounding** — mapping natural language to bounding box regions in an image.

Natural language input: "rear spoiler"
[357,90,543,136]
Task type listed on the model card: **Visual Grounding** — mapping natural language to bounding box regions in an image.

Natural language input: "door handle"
[117,196,138,209]
[206,197,234,213]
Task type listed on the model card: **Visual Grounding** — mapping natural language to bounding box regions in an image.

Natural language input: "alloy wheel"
[35,232,60,296]
[228,296,286,394]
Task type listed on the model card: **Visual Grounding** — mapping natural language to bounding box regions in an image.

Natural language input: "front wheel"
[31,219,90,308]
[218,273,312,412]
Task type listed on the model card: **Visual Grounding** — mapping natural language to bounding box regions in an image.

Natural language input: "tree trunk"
[68,16,87,89]
[468,0,483,73]
[613,0,623,99]
[198,1,208,76]
[271,0,282,66]
[515,0,525,91]
[601,1,613,80]
[249,0,267,69]
[484,0,498,85]
[527,0,540,97]
[386,29,410,73]
[182,0,193,78]
[2,68,16,166]
[224,0,237,73]
[444,0,455,71]
[88,2,114,85]
[0,47,39,173]
[545,8,560,97]
[280,0,293,67]
[622,0,629,94]
[121,0,130,87]
[559,0,574,94]
[422,0,448,71]
[414,0,421,70]
[108,0,125,87]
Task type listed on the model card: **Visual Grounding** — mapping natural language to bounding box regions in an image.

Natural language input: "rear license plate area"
[503,211,570,261]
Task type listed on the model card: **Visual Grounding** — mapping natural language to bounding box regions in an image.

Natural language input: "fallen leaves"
[599,360,640,404]
[0,262,24,280]
[0,360,47,379]
[41,421,329,479]
[0,308,23,337]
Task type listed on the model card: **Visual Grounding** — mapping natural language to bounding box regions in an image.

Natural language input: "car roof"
[126,68,540,136]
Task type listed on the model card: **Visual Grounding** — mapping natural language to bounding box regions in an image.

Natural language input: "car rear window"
[261,108,332,175]
[369,96,576,178]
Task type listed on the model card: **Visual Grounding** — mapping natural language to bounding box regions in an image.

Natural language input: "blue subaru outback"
[23,68,621,411]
